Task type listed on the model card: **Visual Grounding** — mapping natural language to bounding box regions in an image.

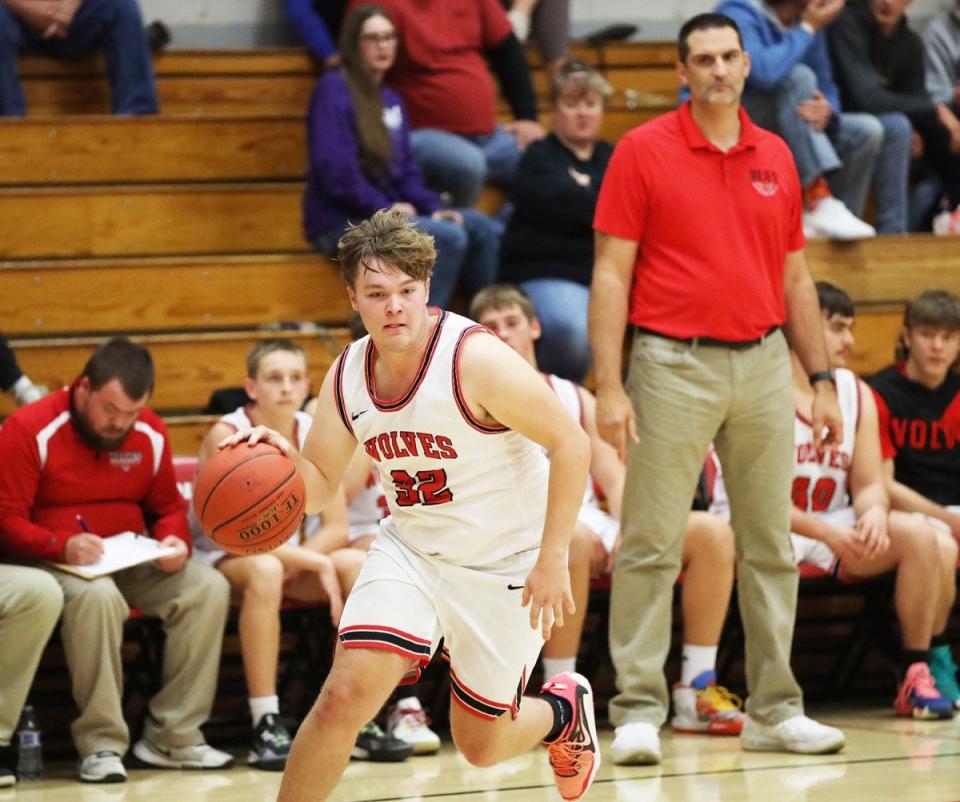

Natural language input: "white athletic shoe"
[740,714,845,754]
[79,751,127,783]
[803,197,876,240]
[386,696,441,755]
[132,738,234,769]
[611,721,661,765]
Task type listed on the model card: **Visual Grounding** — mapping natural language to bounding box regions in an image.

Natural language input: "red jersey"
[593,102,804,342]
[0,383,189,562]
[347,0,512,135]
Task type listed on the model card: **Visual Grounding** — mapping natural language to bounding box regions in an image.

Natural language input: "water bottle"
[15,706,42,781]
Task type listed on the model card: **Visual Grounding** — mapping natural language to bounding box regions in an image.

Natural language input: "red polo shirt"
[347,0,512,135]
[594,101,804,341]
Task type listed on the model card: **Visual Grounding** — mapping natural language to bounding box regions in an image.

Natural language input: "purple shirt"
[302,69,441,241]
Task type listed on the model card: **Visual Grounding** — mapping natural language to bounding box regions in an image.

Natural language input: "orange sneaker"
[540,672,601,801]
[671,670,744,735]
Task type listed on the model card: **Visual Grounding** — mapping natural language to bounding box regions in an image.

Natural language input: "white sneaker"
[611,721,661,765]
[132,738,235,769]
[803,196,876,240]
[740,714,845,754]
[386,696,441,755]
[933,206,960,235]
[79,751,127,783]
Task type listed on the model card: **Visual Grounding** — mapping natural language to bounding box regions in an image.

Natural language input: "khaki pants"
[0,565,63,743]
[609,330,803,728]
[45,559,229,757]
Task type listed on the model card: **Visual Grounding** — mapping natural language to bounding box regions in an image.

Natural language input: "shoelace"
[699,684,744,714]
[396,706,431,730]
[547,739,586,778]
[910,666,942,699]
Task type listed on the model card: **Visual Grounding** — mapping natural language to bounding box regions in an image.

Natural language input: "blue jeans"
[410,126,522,208]
[0,0,157,116]
[314,209,500,310]
[520,278,591,383]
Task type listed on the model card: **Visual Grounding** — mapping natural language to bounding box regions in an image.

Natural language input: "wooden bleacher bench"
[0,328,350,418]
[2,254,350,335]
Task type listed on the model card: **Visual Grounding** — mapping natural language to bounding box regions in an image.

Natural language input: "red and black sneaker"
[540,671,601,801]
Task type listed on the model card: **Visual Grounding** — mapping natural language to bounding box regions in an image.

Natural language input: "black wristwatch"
[809,370,836,387]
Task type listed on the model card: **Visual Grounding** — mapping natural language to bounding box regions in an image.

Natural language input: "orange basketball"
[194,442,306,556]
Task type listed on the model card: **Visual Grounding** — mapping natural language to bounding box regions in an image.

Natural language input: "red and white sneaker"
[540,671,601,801]
[671,670,745,735]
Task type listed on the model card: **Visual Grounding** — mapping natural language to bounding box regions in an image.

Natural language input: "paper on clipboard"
[48,531,179,580]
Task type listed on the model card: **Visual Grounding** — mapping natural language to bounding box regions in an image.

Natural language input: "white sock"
[249,695,279,727]
[681,644,717,686]
[542,656,576,679]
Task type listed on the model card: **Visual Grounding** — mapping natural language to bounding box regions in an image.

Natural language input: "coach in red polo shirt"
[589,13,845,766]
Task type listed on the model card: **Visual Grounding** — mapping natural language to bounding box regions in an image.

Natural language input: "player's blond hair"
[337,209,436,287]
[468,284,538,323]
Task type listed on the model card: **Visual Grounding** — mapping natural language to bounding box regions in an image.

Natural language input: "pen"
[76,514,91,533]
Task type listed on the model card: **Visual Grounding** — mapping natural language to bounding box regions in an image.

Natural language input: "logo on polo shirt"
[751,169,780,197]
[109,451,143,471]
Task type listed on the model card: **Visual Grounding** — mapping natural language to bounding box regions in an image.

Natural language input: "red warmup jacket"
[0,383,190,562]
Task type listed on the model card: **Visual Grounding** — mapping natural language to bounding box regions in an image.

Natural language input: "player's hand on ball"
[218,425,293,456]
[522,552,576,640]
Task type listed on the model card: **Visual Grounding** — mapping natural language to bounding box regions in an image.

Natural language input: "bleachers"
[4,42,960,743]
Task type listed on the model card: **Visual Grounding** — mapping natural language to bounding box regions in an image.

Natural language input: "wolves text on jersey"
[888,418,960,451]
[363,430,458,462]
[795,442,851,471]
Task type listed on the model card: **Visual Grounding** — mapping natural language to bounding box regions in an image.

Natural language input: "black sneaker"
[0,744,15,787]
[248,714,292,771]
[351,721,412,762]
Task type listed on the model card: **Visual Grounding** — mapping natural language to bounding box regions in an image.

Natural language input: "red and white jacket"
[0,382,189,562]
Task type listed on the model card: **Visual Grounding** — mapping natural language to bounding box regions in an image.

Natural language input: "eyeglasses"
[359,32,397,45]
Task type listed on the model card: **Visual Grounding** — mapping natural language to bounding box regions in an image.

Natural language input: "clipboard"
[48,531,179,580]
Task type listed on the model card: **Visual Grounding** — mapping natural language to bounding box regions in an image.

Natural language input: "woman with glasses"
[302,4,500,310]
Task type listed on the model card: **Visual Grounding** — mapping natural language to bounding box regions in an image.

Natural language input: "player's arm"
[882,460,960,539]
[198,421,237,472]
[341,447,374,504]
[578,386,625,521]
[302,486,351,554]
[847,382,890,558]
[588,231,639,462]
[219,362,357,514]
[459,332,591,638]
[783,249,842,449]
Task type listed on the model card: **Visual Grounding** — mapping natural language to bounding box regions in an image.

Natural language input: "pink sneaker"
[540,672,601,801]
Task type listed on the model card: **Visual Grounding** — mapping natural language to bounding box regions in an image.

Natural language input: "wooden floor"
[10,705,960,801]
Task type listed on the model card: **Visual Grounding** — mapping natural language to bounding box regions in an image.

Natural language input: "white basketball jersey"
[546,374,599,511]
[334,310,549,567]
[791,368,860,514]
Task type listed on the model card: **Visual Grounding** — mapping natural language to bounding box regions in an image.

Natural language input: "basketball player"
[712,282,957,719]
[195,339,381,769]
[869,289,960,707]
[470,283,745,739]
[222,210,599,802]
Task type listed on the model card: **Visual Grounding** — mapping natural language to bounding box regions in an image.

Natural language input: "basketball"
[194,442,306,556]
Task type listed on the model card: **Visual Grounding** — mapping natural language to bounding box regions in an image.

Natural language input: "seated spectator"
[0,0,158,116]
[498,60,611,382]
[0,333,45,406]
[283,0,346,69]
[345,0,545,207]
[923,0,960,109]
[471,285,744,761]
[501,0,570,76]
[0,337,232,783]
[827,0,960,231]
[869,288,960,707]
[717,0,905,236]
[304,4,500,310]
[193,339,369,770]
[0,564,63,787]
